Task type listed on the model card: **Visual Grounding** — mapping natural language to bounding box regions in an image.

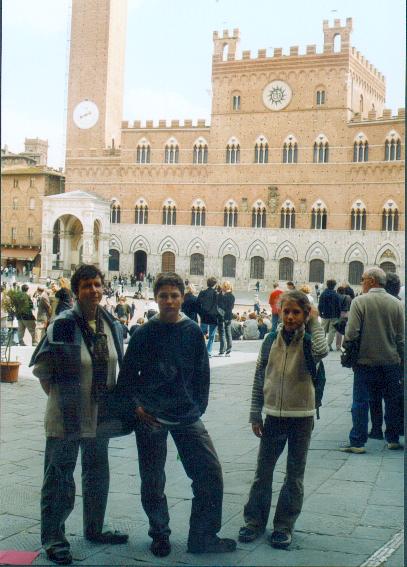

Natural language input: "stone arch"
[129,235,151,255]
[246,240,269,260]
[218,238,240,259]
[157,236,179,256]
[274,240,298,261]
[343,242,368,264]
[305,241,329,263]
[109,234,123,253]
[374,243,401,266]
[186,237,207,257]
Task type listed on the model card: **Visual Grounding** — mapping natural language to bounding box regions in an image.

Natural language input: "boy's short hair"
[71,264,104,296]
[153,272,185,297]
[206,276,217,288]
[326,279,337,290]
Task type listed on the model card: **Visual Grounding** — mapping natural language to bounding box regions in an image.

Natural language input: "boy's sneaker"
[187,535,236,554]
[150,536,171,557]
[339,443,366,454]
[387,442,403,450]
[269,531,292,549]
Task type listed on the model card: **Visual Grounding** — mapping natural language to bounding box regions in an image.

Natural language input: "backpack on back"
[262,331,326,419]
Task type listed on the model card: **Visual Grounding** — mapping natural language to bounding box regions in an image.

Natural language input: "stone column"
[41,231,54,278]
[81,232,94,265]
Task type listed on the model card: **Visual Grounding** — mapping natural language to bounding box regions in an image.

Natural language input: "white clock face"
[73,100,99,129]
[262,80,292,111]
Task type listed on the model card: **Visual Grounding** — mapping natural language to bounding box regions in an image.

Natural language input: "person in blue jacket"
[30,265,128,565]
[116,272,236,558]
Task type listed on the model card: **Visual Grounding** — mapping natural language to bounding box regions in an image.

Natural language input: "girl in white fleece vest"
[238,291,328,550]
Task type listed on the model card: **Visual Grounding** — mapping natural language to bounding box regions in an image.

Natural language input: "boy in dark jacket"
[116,273,236,558]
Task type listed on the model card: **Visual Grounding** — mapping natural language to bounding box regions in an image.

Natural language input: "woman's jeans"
[217,320,232,354]
[243,416,313,535]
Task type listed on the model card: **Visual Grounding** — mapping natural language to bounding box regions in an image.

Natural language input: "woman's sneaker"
[269,531,292,549]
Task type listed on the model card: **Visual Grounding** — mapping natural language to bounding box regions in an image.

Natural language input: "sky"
[2,0,405,169]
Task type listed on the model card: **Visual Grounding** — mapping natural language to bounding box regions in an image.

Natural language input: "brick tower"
[65,0,128,158]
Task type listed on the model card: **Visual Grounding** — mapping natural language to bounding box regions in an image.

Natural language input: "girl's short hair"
[279,290,311,316]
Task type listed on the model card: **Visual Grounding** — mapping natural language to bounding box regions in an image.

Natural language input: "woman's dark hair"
[279,290,311,316]
[207,276,217,288]
[71,264,104,296]
[337,286,345,295]
[153,272,185,297]
[385,272,401,298]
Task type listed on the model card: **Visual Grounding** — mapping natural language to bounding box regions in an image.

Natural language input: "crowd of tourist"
[1,265,404,564]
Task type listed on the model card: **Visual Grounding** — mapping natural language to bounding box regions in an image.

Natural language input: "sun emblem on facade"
[262,80,292,111]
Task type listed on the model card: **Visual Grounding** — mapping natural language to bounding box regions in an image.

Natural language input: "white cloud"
[123,87,211,125]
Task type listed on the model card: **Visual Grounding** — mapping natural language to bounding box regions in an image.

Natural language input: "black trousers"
[135,419,223,543]
[243,416,313,535]
[41,437,110,551]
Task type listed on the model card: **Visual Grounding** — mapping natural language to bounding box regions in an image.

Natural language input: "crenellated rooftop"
[121,119,209,130]
[349,108,405,123]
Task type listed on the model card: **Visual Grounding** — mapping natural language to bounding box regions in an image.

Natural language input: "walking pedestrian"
[35,286,51,344]
[16,284,37,346]
[197,277,219,357]
[318,279,341,351]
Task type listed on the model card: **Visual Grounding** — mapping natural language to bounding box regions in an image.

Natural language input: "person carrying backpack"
[238,290,328,550]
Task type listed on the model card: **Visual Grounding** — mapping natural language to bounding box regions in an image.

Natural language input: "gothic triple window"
[226,138,240,164]
[136,140,151,164]
[384,132,402,161]
[311,201,327,229]
[282,136,298,163]
[193,139,208,164]
[254,137,268,163]
[313,135,329,163]
[353,134,369,162]
[165,139,179,164]
[135,201,148,224]
[162,201,176,225]
[110,202,121,223]
[252,201,266,228]
[191,201,206,226]
[280,201,295,229]
[350,201,366,230]
[224,201,238,227]
[382,201,399,231]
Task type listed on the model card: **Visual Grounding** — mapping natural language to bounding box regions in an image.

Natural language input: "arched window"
[224,201,238,227]
[279,257,294,281]
[162,202,176,225]
[250,256,265,279]
[222,255,236,278]
[193,139,208,164]
[108,249,120,271]
[254,137,268,163]
[282,140,298,164]
[382,201,399,231]
[280,202,296,229]
[136,140,151,164]
[162,251,175,272]
[232,95,241,111]
[135,203,148,224]
[226,139,240,164]
[313,135,329,163]
[350,201,367,230]
[353,135,369,162]
[52,219,61,255]
[309,259,325,283]
[316,90,326,105]
[348,261,364,285]
[252,202,266,228]
[385,132,402,161]
[190,253,204,276]
[110,202,121,223]
[191,203,206,226]
[164,140,179,164]
[311,201,327,229]
[380,261,396,274]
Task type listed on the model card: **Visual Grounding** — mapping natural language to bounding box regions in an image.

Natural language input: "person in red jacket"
[268,283,283,332]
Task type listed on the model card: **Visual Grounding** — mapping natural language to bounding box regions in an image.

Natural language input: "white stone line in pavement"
[359,530,404,567]
[209,352,258,367]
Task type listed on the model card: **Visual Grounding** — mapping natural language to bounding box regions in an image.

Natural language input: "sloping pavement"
[0,342,403,566]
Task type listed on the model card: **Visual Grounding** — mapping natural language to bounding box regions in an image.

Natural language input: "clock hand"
[80,111,92,119]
